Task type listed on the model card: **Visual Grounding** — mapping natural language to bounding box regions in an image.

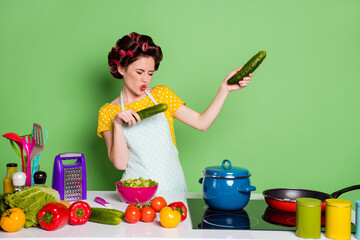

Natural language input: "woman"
[97,32,252,192]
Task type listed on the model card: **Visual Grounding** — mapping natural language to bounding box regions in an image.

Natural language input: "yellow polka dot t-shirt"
[97,85,185,147]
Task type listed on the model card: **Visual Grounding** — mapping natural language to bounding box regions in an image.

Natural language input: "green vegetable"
[227,50,267,85]
[89,208,124,225]
[0,194,10,217]
[5,186,60,228]
[137,103,168,120]
[120,177,158,187]
[90,208,125,218]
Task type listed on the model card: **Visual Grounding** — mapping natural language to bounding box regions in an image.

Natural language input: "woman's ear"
[117,65,125,75]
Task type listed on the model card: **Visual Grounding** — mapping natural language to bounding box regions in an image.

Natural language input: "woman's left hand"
[221,67,252,92]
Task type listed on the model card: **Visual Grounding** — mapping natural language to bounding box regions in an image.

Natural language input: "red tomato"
[150,197,167,212]
[125,206,141,223]
[141,207,156,222]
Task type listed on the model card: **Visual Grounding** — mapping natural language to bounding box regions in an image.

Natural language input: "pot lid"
[203,159,251,178]
[296,197,321,207]
[325,199,351,208]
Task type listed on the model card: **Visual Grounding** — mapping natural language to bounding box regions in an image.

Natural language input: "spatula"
[31,128,47,186]
[28,124,44,185]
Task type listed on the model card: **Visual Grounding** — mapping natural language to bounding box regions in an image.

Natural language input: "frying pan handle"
[330,185,360,198]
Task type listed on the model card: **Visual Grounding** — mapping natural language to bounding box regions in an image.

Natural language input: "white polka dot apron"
[120,90,188,193]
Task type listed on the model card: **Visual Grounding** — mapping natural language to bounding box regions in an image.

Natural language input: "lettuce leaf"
[5,186,60,228]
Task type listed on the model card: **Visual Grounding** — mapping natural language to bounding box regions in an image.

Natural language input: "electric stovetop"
[187,198,355,232]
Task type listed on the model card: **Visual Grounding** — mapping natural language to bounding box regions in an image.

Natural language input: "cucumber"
[89,208,124,225]
[136,103,168,120]
[227,50,266,85]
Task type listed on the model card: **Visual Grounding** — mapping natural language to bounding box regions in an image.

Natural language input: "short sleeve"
[158,86,185,118]
[97,104,113,138]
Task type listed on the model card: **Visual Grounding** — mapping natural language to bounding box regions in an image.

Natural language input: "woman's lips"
[140,85,147,91]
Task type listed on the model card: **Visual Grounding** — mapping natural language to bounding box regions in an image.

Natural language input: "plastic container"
[325,199,351,240]
[3,163,18,194]
[295,197,321,239]
[12,171,26,192]
[356,200,360,239]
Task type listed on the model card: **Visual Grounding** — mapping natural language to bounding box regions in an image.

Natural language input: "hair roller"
[156,45,159,52]
[119,50,127,56]
[136,34,142,43]
[127,50,134,58]
[127,33,135,39]
[135,42,141,47]
[142,42,149,52]
[113,60,121,66]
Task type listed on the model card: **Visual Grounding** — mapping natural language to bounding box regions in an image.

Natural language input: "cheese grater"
[52,152,87,201]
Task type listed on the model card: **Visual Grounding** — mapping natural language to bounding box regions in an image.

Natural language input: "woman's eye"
[136,71,142,75]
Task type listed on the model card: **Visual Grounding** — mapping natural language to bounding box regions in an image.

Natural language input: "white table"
[0,191,357,239]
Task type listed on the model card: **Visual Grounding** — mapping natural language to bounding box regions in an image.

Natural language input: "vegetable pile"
[5,186,60,228]
[123,196,187,228]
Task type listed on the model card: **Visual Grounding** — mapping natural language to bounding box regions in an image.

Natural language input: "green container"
[296,197,322,239]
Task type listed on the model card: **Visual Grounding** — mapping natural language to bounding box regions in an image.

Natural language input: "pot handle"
[330,184,360,198]
[199,178,203,184]
[222,159,232,170]
[238,186,256,193]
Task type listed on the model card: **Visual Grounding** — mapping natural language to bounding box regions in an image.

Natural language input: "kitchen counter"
[0,191,357,240]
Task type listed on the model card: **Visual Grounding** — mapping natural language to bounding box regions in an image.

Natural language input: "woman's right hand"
[113,109,141,127]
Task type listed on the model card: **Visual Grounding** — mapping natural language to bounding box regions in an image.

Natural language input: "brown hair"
[108,32,163,79]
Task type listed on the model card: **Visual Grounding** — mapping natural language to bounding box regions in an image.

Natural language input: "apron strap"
[120,89,158,112]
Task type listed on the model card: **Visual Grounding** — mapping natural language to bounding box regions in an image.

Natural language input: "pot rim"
[202,172,251,179]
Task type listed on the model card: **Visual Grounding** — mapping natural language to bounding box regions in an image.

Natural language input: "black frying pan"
[263,185,360,212]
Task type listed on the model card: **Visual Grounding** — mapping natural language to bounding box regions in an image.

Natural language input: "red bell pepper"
[168,201,187,221]
[69,201,91,225]
[38,202,69,231]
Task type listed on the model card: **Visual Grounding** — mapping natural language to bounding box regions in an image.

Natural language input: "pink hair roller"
[127,33,135,39]
[127,50,134,57]
[113,60,121,66]
[142,43,149,52]
[135,42,141,47]
[136,35,142,42]
[119,50,127,56]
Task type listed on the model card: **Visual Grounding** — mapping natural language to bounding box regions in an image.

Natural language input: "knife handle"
[94,197,109,206]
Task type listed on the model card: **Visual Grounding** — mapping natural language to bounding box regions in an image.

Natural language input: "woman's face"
[118,56,156,95]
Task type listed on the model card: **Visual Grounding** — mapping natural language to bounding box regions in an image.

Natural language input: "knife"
[94,197,114,209]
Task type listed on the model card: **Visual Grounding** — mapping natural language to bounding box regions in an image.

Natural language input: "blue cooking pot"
[199,159,256,211]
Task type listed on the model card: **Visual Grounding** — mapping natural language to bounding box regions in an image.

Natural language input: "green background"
[1,0,360,207]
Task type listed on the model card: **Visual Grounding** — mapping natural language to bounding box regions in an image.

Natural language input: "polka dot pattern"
[121,112,188,192]
[97,85,184,147]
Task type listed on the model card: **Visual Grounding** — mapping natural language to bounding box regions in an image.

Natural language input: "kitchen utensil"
[21,135,36,187]
[116,181,158,204]
[94,197,114,208]
[52,152,87,201]
[30,124,46,186]
[199,159,256,211]
[2,133,25,172]
[263,185,360,212]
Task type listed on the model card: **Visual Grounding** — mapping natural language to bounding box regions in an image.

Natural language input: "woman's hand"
[220,67,252,93]
[113,109,141,127]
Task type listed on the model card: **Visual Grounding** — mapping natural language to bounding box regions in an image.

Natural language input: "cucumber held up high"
[227,50,266,85]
